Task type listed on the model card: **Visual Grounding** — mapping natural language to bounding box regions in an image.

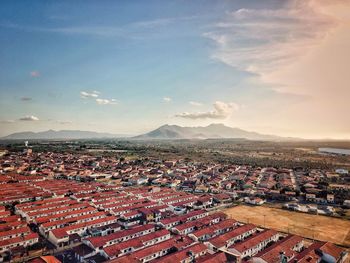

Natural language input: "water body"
[87,149,127,153]
[318,147,350,155]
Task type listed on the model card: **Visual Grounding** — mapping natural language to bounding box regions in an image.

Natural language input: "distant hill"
[1,130,128,140]
[1,124,300,141]
[133,124,297,141]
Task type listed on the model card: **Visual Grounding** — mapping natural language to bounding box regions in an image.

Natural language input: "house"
[184,210,209,221]
[194,185,209,194]
[326,194,335,204]
[228,229,280,259]
[129,177,148,186]
[193,196,213,209]
[306,193,316,202]
[110,238,175,263]
[84,224,156,251]
[48,216,118,248]
[293,241,347,263]
[213,194,232,204]
[188,219,237,242]
[118,211,142,228]
[100,229,171,260]
[72,244,96,262]
[251,235,304,263]
[0,226,31,241]
[156,243,208,263]
[244,197,265,206]
[196,252,235,263]
[89,222,121,237]
[158,210,208,230]
[0,233,39,255]
[138,208,161,223]
[171,220,203,235]
[343,200,350,208]
[28,256,61,263]
[284,191,297,201]
[179,181,196,192]
[39,211,107,236]
[158,216,185,230]
[205,224,257,252]
[111,236,194,263]
[164,161,177,168]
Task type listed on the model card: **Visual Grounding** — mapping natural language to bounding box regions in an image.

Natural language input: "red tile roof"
[255,235,303,262]
[230,229,278,253]
[156,243,207,263]
[87,224,155,248]
[207,224,256,248]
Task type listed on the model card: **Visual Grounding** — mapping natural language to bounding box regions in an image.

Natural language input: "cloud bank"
[176,101,239,119]
[96,98,117,105]
[80,91,117,105]
[204,0,350,137]
[204,0,341,82]
[19,115,39,121]
[80,91,99,99]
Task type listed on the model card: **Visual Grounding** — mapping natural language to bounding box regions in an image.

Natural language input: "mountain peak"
[207,123,227,128]
[159,124,172,128]
[159,124,182,129]
[134,124,289,141]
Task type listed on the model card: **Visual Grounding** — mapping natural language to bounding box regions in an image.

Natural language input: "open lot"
[224,205,350,247]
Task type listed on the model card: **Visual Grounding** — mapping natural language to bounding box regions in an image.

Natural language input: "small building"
[327,194,335,204]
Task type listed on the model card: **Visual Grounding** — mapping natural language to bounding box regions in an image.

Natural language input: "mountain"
[1,130,128,140]
[133,124,295,141]
[1,124,299,141]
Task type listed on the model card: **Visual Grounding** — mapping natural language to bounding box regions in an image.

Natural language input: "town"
[2,0,350,262]
[0,144,349,263]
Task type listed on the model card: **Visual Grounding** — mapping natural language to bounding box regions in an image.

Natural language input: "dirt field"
[224,205,350,247]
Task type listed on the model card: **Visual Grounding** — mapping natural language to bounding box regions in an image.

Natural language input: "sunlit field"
[224,205,350,247]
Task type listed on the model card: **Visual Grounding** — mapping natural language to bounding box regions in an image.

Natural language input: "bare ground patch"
[224,205,350,247]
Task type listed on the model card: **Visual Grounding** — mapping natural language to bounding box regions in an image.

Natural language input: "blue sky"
[1,0,349,139]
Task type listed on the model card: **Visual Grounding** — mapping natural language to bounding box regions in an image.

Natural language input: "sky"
[0,0,349,139]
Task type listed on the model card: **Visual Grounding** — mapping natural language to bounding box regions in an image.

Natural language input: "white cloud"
[189,101,203,106]
[176,101,239,119]
[96,98,117,105]
[19,115,39,121]
[80,91,99,99]
[80,91,117,105]
[203,0,338,86]
[202,0,350,137]
[30,71,40,77]
[4,16,198,38]
[163,97,172,102]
